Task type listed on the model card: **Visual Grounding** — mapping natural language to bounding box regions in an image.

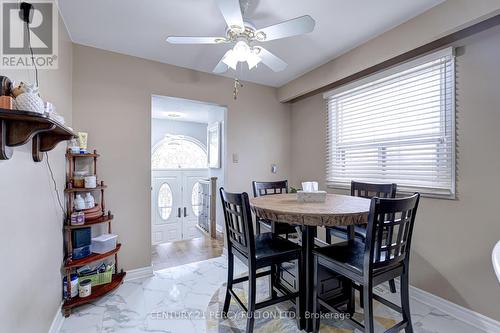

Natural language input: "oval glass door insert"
[158,183,173,220]
[191,182,202,217]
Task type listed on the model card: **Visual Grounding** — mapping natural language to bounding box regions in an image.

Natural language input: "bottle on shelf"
[74,194,85,210]
[84,193,95,209]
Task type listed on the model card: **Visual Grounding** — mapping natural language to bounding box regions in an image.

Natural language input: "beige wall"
[279,0,500,102]
[72,44,291,271]
[0,14,73,333]
[290,25,500,321]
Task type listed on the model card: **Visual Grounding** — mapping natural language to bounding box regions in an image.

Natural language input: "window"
[191,182,202,217]
[157,183,173,219]
[152,135,207,169]
[325,48,455,198]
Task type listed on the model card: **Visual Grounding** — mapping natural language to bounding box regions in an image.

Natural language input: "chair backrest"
[252,180,288,197]
[351,181,397,199]
[219,188,255,257]
[364,193,420,273]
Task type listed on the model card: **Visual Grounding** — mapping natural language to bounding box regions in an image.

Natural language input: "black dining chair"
[312,193,420,333]
[252,180,298,239]
[220,188,302,333]
[325,181,398,294]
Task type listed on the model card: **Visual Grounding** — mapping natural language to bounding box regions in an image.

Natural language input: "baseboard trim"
[48,302,64,333]
[382,280,500,333]
[125,266,154,281]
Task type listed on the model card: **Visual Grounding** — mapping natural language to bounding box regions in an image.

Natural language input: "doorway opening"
[151,95,226,271]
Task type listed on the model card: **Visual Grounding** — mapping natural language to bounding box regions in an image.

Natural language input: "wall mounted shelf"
[0,108,76,162]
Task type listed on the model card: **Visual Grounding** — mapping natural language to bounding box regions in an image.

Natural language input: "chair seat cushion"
[314,240,366,274]
[314,241,401,277]
[255,233,301,262]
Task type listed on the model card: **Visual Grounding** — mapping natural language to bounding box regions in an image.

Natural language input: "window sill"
[326,183,456,200]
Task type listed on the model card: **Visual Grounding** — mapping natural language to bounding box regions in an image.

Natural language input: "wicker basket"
[79,265,113,287]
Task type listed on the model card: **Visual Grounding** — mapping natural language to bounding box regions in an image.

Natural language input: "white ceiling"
[152,95,224,123]
[58,0,443,87]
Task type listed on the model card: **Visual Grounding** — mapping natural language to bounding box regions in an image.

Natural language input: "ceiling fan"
[166,0,315,74]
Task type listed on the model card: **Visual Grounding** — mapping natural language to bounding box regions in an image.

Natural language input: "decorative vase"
[14,92,45,114]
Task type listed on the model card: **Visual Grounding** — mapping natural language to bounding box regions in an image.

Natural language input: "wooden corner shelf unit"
[62,149,125,317]
[0,108,76,162]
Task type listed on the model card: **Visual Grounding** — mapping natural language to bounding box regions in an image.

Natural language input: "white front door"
[152,174,182,245]
[152,170,207,244]
[182,172,204,239]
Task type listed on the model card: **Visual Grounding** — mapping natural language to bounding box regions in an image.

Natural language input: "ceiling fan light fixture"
[246,52,261,69]
[232,41,251,61]
[222,49,238,70]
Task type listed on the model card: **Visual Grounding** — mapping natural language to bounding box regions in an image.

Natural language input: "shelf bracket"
[7,121,55,146]
[32,134,43,162]
[32,132,75,162]
[0,120,13,160]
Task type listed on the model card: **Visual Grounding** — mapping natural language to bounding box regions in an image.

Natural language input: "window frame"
[324,48,456,199]
[151,134,208,170]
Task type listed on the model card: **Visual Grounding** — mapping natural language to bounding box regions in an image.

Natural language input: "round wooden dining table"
[250,193,371,332]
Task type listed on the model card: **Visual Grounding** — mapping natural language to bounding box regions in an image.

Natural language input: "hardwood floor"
[152,231,224,271]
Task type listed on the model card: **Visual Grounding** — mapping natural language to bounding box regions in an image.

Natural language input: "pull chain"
[233,62,244,100]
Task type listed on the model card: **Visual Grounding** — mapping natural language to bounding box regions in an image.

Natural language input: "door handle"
[178,208,181,218]
[184,207,187,217]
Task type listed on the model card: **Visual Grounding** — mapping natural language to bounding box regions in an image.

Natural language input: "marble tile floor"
[59,256,485,333]
[151,232,224,271]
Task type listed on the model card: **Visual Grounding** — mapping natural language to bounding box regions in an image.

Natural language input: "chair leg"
[401,268,413,333]
[325,228,332,244]
[246,267,257,333]
[389,279,397,293]
[255,221,261,235]
[347,280,355,316]
[363,282,374,333]
[294,257,303,330]
[359,286,364,309]
[222,252,234,318]
[312,256,320,333]
[269,264,277,298]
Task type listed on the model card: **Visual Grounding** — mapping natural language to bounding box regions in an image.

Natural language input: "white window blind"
[325,48,455,198]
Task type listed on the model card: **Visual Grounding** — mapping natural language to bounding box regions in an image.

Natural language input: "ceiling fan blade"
[256,47,287,72]
[256,15,315,41]
[213,50,231,73]
[166,36,227,44]
[216,0,244,30]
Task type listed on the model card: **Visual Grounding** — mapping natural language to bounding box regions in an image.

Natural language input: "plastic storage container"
[72,245,91,259]
[91,234,117,254]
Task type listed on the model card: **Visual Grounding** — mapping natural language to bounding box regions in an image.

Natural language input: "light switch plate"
[271,164,278,174]
[232,153,239,163]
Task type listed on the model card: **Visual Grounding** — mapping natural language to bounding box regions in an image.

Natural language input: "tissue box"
[297,190,327,203]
